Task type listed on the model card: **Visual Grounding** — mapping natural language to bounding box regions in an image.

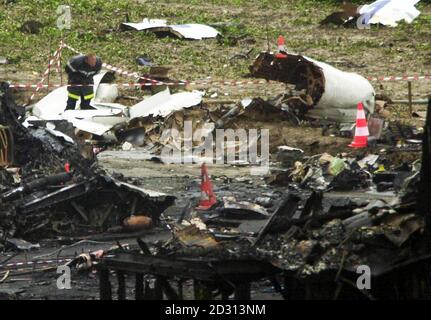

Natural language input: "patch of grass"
[0,0,430,99]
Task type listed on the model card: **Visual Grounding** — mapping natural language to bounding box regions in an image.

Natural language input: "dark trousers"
[66,85,95,110]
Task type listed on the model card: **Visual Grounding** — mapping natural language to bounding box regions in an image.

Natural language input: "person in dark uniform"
[65,53,102,110]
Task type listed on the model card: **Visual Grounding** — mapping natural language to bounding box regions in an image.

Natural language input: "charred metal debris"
[19,53,422,162]
[0,54,430,300]
[102,51,421,160]
[93,102,431,301]
[0,83,174,245]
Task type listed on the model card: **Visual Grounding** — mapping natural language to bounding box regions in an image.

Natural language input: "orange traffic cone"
[196,163,217,210]
[275,35,287,58]
[64,162,71,173]
[349,102,369,148]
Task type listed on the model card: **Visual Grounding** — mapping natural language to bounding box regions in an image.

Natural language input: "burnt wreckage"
[1,80,431,300]
[249,51,375,122]
[97,112,431,299]
[0,82,174,242]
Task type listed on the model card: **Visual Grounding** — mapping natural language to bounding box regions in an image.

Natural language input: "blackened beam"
[135,238,181,300]
[416,97,431,230]
[234,282,251,300]
[136,238,152,255]
[370,253,431,277]
[301,191,323,218]
[158,277,180,300]
[2,172,72,201]
[100,252,281,284]
[18,180,97,214]
[117,271,126,300]
[99,268,112,300]
[0,126,13,166]
[252,194,301,246]
[135,273,144,300]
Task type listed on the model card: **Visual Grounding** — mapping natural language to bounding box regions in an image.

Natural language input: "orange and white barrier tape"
[56,40,63,74]
[62,43,172,86]
[14,41,431,100]
[0,258,72,269]
[63,42,431,85]
[366,75,431,82]
[10,73,430,92]
[8,79,278,89]
[28,43,64,101]
[9,82,183,89]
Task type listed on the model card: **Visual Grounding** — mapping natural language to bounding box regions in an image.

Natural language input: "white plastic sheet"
[31,72,126,135]
[169,24,219,40]
[122,19,167,31]
[130,88,203,119]
[122,18,219,40]
[94,83,119,103]
[33,71,112,118]
[359,0,421,27]
[45,122,75,144]
[67,118,113,136]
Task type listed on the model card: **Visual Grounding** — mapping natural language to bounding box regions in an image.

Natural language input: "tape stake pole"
[59,40,63,86]
[47,39,52,93]
[408,81,413,117]
[27,43,64,104]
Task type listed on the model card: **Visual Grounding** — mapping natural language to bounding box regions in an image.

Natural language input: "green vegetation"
[0,0,430,86]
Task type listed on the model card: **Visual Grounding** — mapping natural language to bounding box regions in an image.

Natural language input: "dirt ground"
[0,0,430,300]
[0,230,281,300]
[0,154,285,300]
[1,1,430,105]
[0,145,418,299]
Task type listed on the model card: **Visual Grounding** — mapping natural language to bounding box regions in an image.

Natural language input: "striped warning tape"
[11,73,430,91]
[9,82,182,89]
[366,75,431,82]
[0,258,73,269]
[62,43,288,87]
[63,43,174,86]
[185,79,272,86]
[8,79,277,89]
[64,42,431,85]
[28,42,64,101]
[16,41,431,97]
